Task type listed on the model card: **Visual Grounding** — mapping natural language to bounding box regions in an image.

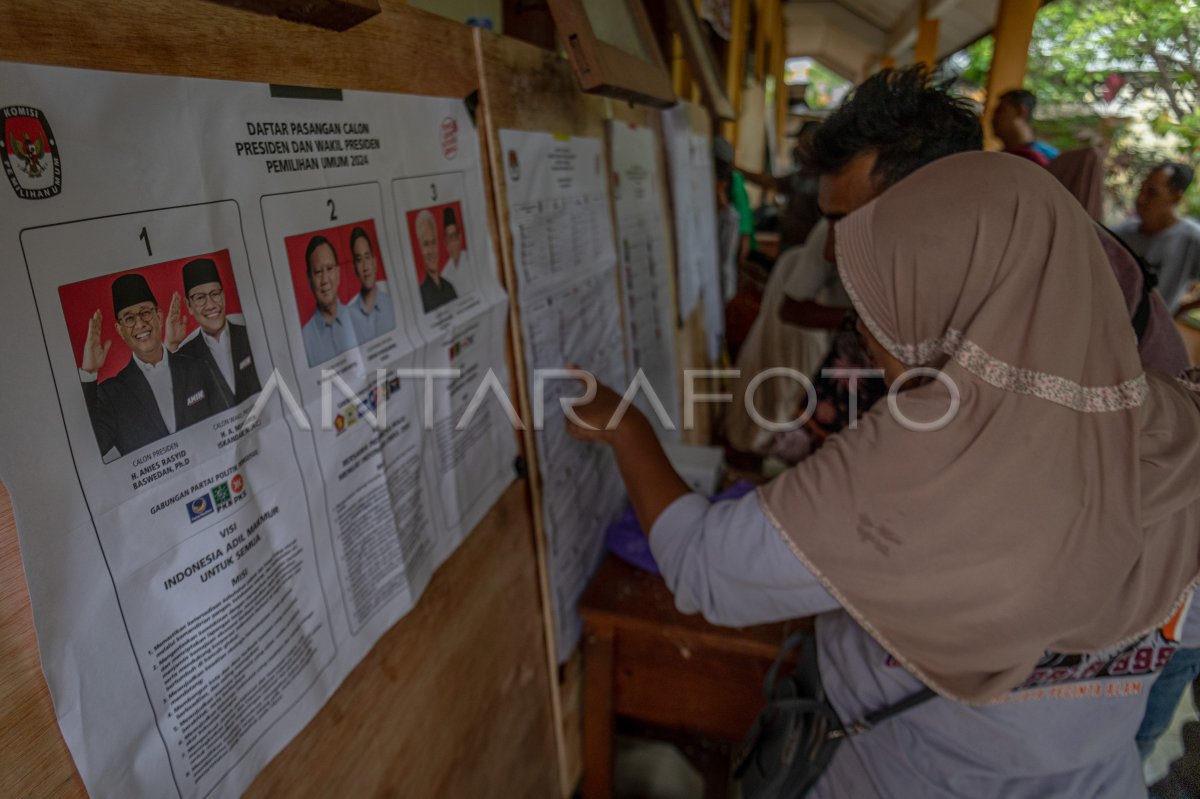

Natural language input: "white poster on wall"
[0,62,515,798]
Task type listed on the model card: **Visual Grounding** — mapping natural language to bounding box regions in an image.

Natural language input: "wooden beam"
[204,0,379,31]
[884,0,961,57]
[982,0,1040,149]
[672,32,693,98]
[753,0,770,81]
[773,0,787,158]
[722,0,748,145]
[913,10,940,68]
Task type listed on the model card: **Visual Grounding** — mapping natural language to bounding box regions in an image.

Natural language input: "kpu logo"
[2,106,61,199]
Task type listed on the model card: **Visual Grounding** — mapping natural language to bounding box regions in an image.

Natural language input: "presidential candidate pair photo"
[290,220,396,368]
[66,255,262,463]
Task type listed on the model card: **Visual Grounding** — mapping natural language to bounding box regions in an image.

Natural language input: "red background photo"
[58,249,243,383]
[284,218,386,326]
[404,201,468,284]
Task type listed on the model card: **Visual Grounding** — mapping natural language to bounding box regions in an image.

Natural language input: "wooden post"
[982,0,1039,149]
[581,624,615,799]
[773,2,787,160]
[672,32,693,98]
[722,0,748,146]
[913,0,940,69]
[753,0,770,81]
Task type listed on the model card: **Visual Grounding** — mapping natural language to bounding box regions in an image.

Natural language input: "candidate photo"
[59,255,248,463]
[166,257,262,406]
[406,201,467,314]
[284,218,394,367]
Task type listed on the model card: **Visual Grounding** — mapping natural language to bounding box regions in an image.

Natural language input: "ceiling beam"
[884,0,962,56]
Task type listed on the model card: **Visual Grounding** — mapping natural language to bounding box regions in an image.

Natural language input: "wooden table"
[578,555,810,798]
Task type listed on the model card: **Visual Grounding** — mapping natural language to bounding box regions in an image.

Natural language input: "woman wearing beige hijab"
[568,152,1200,796]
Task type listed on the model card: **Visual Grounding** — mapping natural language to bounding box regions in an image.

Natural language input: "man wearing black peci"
[166,257,261,405]
[80,272,229,460]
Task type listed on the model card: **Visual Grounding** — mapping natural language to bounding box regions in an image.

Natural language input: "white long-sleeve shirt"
[650,491,1197,798]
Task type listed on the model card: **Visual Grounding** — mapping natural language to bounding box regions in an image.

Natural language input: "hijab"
[760,152,1200,703]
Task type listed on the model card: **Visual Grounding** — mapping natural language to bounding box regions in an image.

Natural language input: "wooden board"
[474,29,614,796]
[0,3,558,798]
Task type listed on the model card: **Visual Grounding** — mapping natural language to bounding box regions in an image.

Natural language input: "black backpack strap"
[826,686,938,740]
[1099,223,1156,342]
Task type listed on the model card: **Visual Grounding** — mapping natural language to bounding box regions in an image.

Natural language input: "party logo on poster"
[2,106,61,200]
[187,493,215,523]
[440,116,458,160]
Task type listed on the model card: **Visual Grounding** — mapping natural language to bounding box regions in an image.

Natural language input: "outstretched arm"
[564,377,689,534]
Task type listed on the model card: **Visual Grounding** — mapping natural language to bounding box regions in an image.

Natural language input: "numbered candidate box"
[21,200,275,516]
[393,172,481,319]
[261,182,414,389]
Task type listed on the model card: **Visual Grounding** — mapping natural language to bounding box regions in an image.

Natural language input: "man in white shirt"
[80,272,227,459]
[443,206,467,271]
[346,226,395,344]
[299,235,358,366]
[167,257,261,405]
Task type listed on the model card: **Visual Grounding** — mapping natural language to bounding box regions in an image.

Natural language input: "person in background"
[772,67,981,456]
[567,152,1200,798]
[739,121,824,252]
[784,69,1186,461]
[1113,162,1200,316]
[991,88,1058,167]
[725,219,840,457]
[713,136,753,302]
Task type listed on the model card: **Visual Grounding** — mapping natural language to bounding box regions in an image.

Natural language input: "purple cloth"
[604,480,756,575]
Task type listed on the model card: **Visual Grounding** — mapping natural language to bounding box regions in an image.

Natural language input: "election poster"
[0,63,515,798]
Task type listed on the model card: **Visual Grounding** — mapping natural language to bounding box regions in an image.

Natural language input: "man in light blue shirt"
[300,234,357,367]
[346,225,395,344]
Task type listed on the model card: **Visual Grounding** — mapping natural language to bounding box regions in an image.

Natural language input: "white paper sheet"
[497,129,628,659]
[0,63,515,799]
[661,105,724,361]
[607,120,683,432]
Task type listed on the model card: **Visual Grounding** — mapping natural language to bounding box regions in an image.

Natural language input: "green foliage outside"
[957,0,1200,220]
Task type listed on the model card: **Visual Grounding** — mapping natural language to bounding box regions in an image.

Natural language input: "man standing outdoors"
[416,208,457,312]
[80,272,228,459]
[991,89,1057,167]
[346,226,395,343]
[165,258,261,405]
[1113,162,1200,315]
[300,234,357,366]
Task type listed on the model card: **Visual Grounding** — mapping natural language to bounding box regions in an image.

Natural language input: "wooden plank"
[475,28,615,797]
[610,628,776,741]
[581,623,615,799]
[0,3,558,798]
[204,0,380,31]
[578,556,798,658]
[0,483,87,799]
[722,0,749,146]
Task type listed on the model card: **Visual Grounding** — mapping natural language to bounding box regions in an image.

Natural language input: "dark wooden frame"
[546,0,676,107]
